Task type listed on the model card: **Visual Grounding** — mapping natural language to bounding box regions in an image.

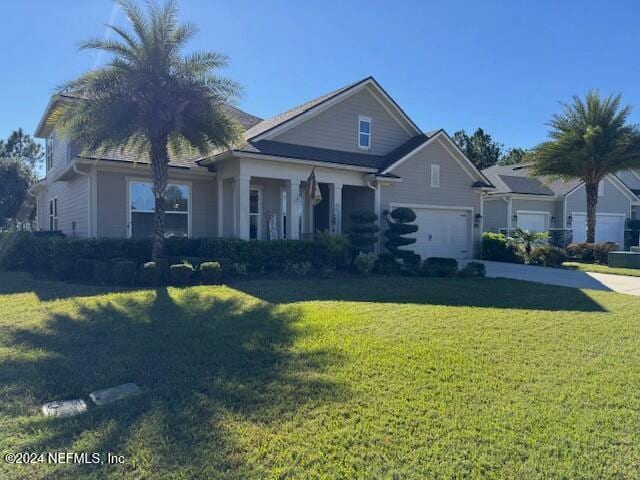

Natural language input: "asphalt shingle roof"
[482,164,580,196]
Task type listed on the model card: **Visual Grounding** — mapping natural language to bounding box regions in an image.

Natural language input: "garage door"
[405,207,471,259]
[572,213,625,246]
[517,212,547,232]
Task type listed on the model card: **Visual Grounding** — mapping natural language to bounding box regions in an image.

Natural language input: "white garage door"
[517,212,547,232]
[405,207,471,259]
[572,213,625,246]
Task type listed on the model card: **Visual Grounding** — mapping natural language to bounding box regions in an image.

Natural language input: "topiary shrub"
[74,258,94,282]
[140,262,161,286]
[528,245,567,267]
[92,261,112,285]
[482,232,521,263]
[421,257,458,277]
[112,260,137,286]
[52,260,76,280]
[459,261,486,278]
[384,207,420,265]
[347,209,379,254]
[170,263,194,285]
[354,252,377,275]
[374,253,400,276]
[200,261,222,284]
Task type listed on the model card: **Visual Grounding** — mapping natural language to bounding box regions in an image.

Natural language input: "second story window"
[46,134,54,172]
[358,116,371,150]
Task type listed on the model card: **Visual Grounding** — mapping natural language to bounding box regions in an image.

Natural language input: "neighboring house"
[32,76,493,259]
[482,163,640,247]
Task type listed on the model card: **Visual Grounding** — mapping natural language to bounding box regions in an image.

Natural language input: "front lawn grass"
[1,271,640,479]
[563,261,640,277]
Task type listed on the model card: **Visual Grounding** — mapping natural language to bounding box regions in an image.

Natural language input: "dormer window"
[358,116,371,150]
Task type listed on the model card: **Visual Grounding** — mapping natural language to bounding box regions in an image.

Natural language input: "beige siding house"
[482,164,640,248]
[32,77,493,259]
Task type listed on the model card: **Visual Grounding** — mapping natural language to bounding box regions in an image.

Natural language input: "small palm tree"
[531,91,640,243]
[508,228,548,260]
[54,0,241,258]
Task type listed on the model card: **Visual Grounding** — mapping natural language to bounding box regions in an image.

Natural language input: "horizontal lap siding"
[566,178,631,216]
[43,175,89,237]
[483,199,508,232]
[381,140,482,253]
[274,88,412,155]
[96,169,217,238]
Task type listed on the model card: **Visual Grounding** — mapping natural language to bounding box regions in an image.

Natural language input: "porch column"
[332,183,343,234]
[235,175,251,240]
[217,177,223,237]
[287,179,300,239]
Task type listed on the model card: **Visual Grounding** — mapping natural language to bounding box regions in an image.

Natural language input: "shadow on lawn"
[1,287,347,478]
[232,276,606,312]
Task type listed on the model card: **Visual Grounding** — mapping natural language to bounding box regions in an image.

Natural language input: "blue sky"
[1,0,639,151]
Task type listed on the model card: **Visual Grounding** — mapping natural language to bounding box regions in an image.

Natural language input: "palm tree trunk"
[151,136,169,260]
[585,181,599,244]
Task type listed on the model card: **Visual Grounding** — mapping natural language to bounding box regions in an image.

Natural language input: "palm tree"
[531,91,640,243]
[54,0,241,258]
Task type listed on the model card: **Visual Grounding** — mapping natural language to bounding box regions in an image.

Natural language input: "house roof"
[482,163,581,196]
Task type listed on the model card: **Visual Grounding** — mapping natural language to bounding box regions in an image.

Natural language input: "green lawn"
[2,272,640,479]
[563,261,640,277]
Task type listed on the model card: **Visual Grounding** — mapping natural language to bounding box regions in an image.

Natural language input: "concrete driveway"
[472,260,640,296]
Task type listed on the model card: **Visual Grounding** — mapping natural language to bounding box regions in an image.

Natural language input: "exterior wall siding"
[510,199,559,230]
[96,168,217,238]
[565,177,631,217]
[483,198,508,232]
[40,174,89,237]
[273,88,412,155]
[380,140,482,254]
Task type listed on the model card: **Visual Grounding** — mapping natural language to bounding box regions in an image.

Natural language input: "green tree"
[531,91,640,243]
[0,128,44,171]
[499,147,528,165]
[55,0,241,258]
[452,128,503,170]
[384,207,419,266]
[347,209,379,254]
[0,159,34,229]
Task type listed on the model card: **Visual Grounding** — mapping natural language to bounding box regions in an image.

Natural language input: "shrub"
[92,261,112,285]
[422,257,458,277]
[482,232,521,263]
[52,260,76,280]
[354,252,377,275]
[459,261,486,278]
[140,262,161,286]
[528,245,567,267]
[314,231,349,268]
[170,263,194,285]
[347,209,379,254]
[112,260,137,286]
[384,207,420,265]
[200,261,222,284]
[74,258,94,282]
[567,242,618,264]
[374,253,400,276]
[285,261,312,277]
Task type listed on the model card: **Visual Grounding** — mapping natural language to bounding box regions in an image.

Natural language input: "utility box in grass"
[608,251,640,269]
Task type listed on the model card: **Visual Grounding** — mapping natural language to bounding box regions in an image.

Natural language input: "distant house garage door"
[517,212,547,232]
[572,213,625,246]
[402,206,472,259]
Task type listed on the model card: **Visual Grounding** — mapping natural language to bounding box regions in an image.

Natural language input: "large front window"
[129,181,189,238]
[249,188,261,240]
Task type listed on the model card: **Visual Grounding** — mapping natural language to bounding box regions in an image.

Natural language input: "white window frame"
[126,178,192,238]
[430,164,441,188]
[49,197,58,231]
[598,180,605,197]
[46,134,54,172]
[249,186,263,240]
[358,115,372,150]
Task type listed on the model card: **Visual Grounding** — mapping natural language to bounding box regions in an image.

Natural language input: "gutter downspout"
[73,163,93,238]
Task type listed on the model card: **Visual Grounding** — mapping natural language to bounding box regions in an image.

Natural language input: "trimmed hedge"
[459,261,486,278]
[421,257,458,277]
[113,260,137,286]
[481,232,521,263]
[170,263,194,285]
[200,262,222,284]
[566,242,618,265]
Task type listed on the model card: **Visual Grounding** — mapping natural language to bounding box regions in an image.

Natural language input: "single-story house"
[482,163,640,247]
[32,76,494,259]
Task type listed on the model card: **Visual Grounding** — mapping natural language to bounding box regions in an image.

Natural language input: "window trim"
[430,164,441,188]
[598,180,605,197]
[249,185,263,240]
[46,134,54,173]
[126,178,192,239]
[49,197,58,231]
[358,115,372,150]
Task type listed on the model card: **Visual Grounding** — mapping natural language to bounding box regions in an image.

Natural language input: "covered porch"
[214,157,377,241]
